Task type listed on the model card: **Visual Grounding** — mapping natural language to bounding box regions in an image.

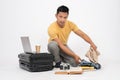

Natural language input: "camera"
[60,63,70,70]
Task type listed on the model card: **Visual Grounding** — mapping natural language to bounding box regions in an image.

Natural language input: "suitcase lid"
[18,53,54,60]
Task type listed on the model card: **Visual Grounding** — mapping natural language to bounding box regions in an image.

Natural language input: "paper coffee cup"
[35,45,40,53]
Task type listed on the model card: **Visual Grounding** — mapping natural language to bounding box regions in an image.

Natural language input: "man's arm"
[74,29,97,50]
[53,38,81,63]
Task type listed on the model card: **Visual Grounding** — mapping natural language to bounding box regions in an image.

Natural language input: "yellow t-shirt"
[48,20,79,44]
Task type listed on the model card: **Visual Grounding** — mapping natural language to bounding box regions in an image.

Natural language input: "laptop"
[21,36,33,53]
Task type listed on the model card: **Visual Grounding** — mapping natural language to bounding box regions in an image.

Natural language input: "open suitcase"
[18,53,54,72]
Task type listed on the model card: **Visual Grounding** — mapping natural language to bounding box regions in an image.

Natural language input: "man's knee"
[48,41,59,52]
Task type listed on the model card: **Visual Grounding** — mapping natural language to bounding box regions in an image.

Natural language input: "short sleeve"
[69,21,79,32]
[48,26,58,40]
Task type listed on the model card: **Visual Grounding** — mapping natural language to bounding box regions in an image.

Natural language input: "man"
[47,5,97,68]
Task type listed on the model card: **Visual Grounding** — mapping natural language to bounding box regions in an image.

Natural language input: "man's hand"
[91,43,97,51]
[74,55,81,64]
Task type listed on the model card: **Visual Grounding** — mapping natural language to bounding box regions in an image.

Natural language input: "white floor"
[0,58,120,80]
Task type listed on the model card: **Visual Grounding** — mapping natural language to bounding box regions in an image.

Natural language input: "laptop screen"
[21,37,32,53]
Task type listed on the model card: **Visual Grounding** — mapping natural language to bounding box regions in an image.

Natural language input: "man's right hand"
[74,55,81,64]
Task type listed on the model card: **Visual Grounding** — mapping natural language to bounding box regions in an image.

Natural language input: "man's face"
[56,12,68,28]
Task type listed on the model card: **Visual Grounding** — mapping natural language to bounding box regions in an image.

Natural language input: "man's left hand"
[91,44,97,51]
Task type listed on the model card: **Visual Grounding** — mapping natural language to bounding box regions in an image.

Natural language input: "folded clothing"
[85,47,100,63]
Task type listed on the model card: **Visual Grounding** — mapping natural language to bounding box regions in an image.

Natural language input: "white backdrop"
[0,0,120,66]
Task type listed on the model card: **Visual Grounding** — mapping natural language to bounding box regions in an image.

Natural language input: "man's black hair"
[57,5,69,14]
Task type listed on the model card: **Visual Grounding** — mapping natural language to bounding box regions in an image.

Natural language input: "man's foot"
[54,61,61,68]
